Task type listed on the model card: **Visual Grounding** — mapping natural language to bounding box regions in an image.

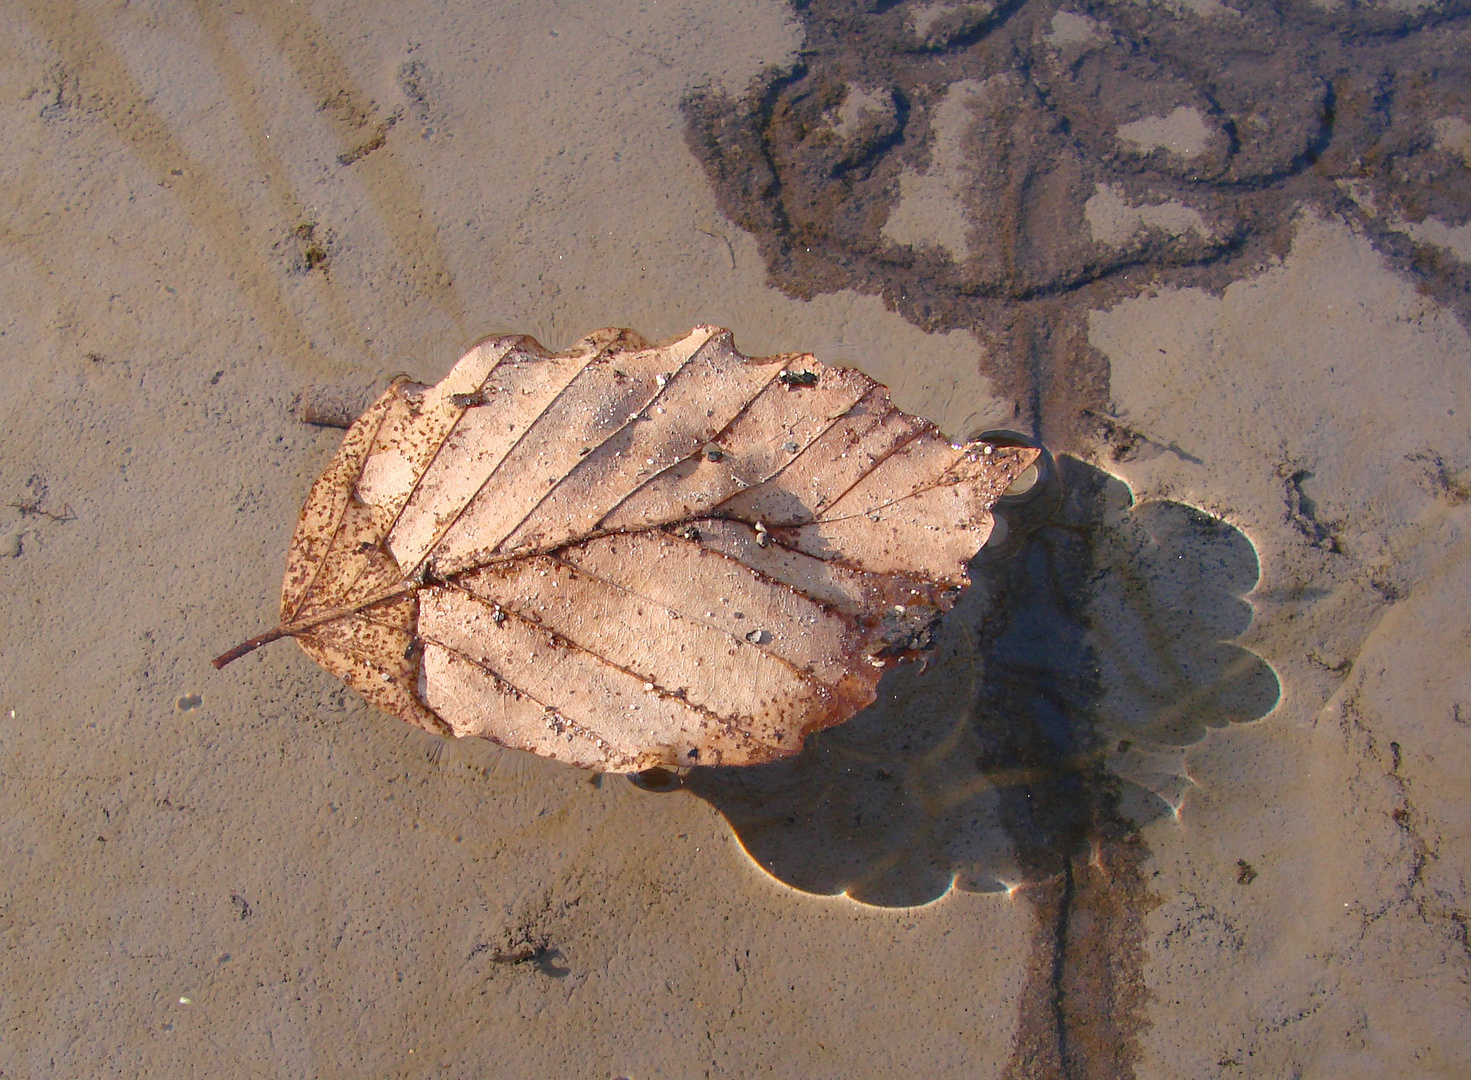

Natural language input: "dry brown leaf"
[216,326,1039,773]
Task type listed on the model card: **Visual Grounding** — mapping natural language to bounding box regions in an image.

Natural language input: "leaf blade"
[264,326,1040,772]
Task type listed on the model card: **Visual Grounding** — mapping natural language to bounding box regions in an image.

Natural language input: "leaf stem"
[213,582,420,669]
[212,627,289,669]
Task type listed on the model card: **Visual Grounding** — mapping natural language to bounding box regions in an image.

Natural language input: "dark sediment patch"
[684,0,1471,451]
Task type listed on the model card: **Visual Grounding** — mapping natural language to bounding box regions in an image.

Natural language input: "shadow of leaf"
[684,456,1281,907]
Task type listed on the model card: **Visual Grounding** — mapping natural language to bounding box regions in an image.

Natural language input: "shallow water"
[690,456,1282,904]
[2,2,1469,1078]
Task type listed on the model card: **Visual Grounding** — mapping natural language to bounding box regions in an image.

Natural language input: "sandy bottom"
[1,2,1467,1078]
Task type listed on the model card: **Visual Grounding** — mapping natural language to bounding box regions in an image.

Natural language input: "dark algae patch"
[684,0,1471,449]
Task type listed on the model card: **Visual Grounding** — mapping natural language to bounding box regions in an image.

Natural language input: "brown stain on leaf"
[219,326,1038,772]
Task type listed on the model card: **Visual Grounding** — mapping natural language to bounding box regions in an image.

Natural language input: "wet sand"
[1,1,1468,1077]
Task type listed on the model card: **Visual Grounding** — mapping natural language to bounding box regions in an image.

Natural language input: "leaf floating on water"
[216,326,1039,773]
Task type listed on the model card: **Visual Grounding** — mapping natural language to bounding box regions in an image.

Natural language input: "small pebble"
[0,532,20,558]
